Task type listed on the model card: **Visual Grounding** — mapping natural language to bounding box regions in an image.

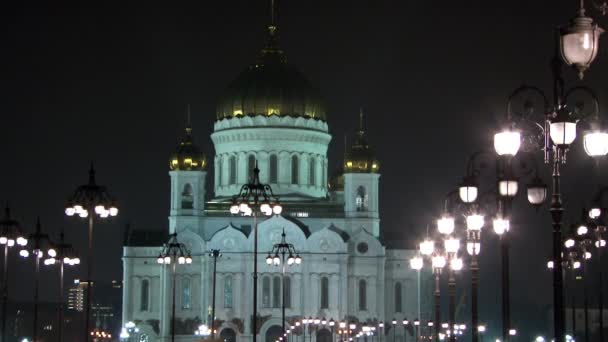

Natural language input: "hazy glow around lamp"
[466,214,484,231]
[493,218,510,235]
[550,112,577,146]
[419,240,435,256]
[584,131,608,156]
[527,179,547,206]
[494,130,521,156]
[437,216,455,235]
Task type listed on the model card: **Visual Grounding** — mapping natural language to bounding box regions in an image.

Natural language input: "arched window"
[181,277,191,310]
[358,279,367,311]
[284,276,291,308]
[291,155,299,184]
[320,277,329,309]
[272,276,281,308]
[356,186,368,211]
[181,183,193,209]
[262,276,271,308]
[220,328,237,342]
[395,282,402,313]
[309,157,316,186]
[269,155,278,183]
[140,279,149,311]
[248,155,256,182]
[224,275,233,308]
[229,156,237,185]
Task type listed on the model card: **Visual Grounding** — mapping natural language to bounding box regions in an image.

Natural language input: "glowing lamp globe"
[589,207,601,219]
[564,238,576,248]
[494,130,521,156]
[498,179,518,198]
[437,216,455,235]
[459,179,478,203]
[560,13,604,79]
[527,179,548,206]
[419,240,435,256]
[584,131,608,156]
[550,110,577,146]
[432,255,446,269]
[272,204,283,215]
[450,258,464,271]
[493,218,510,235]
[577,225,588,236]
[596,239,606,248]
[409,256,423,270]
[466,214,484,231]
[467,241,481,256]
[444,238,460,254]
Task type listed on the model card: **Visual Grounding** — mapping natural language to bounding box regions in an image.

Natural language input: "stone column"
[160,265,172,341]
[121,255,132,324]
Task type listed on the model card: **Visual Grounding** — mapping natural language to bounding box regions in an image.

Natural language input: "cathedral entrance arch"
[316,328,332,342]
[220,327,236,342]
[265,325,283,342]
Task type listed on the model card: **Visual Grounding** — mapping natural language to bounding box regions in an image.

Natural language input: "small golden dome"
[169,122,206,171]
[344,110,379,174]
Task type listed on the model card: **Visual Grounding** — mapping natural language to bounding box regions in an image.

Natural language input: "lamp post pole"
[156,233,193,342]
[470,250,479,342]
[433,273,440,342]
[229,162,282,342]
[209,249,221,339]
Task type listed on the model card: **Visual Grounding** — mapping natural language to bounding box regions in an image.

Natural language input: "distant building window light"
[294,212,309,218]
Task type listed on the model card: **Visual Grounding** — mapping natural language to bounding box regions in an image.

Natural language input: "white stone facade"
[121,116,425,342]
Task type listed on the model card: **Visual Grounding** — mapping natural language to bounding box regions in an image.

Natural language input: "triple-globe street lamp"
[64,165,118,341]
[0,206,27,342]
[44,231,80,342]
[18,218,55,342]
[229,163,282,342]
[266,230,302,335]
[156,233,193,342]
[208,249,221,340]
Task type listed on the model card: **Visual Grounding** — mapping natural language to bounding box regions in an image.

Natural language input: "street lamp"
[156,233,193,342]
[0,206,27,342]
[18,218,54,342]
[266,230,301,335]
[559,0,605,79]
[43,231,79,342]
[208,249,221,339]
[64,164,118,341]
[431,254,446,342]
[229,163,281,342]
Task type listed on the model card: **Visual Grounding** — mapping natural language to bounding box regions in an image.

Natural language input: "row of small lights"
[230,202,283,216]
[65,203,118,218]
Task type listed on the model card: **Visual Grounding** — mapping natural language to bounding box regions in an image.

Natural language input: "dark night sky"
[1,0,608,339]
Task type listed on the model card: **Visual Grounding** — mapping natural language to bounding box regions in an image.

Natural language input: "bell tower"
[168,107,207,234]
[343,110,380,236]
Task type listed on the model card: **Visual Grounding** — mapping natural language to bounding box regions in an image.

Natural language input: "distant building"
[67,279,89,312]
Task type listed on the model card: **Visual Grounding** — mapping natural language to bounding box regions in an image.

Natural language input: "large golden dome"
[216,26,326,121]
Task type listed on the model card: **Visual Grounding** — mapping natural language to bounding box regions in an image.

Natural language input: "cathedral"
[121,9,426,342]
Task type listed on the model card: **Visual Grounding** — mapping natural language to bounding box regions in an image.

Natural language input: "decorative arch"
[247,154,256,182]
[395,282,403,313]
[356,185,368,211]
[208,223,248,252]
[220,327,237,342]
[317,328,332,342]
[255,216,308,253]
[260,318,289,342]
[269,154,278,183]
[229,155,237,185]
[291,155,299,184]
[140,278,150,311]
[349,228,385,257]
[175,229,206,255]
[309,155,316,186]
[306,225,348,254]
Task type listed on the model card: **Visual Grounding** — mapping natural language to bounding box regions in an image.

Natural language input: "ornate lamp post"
[0,206,27,342]
[208,249,221,339]
[266,230,302,335]
[229,163,282,342]
[444,238,462,342]
[64,165,118,341]
[18,218,55,342]
[156,233,193,342]
[466,213,483,342]
[431,253,446,342]
[44,231,80,342]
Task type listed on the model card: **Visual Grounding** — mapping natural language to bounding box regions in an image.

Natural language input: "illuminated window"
[320,277,329,309]
[291,155,299,185]
[224,275,233,308]
[359,279,367,310]
[181,277,191,309]
[269,155,278,183]
[181,184,193,209]
[247,155,256,182]
[309,157,316,186]
[262,276,271,308]
[272,276,281,308]
[395,282,402,313]
[140,279,149,311]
